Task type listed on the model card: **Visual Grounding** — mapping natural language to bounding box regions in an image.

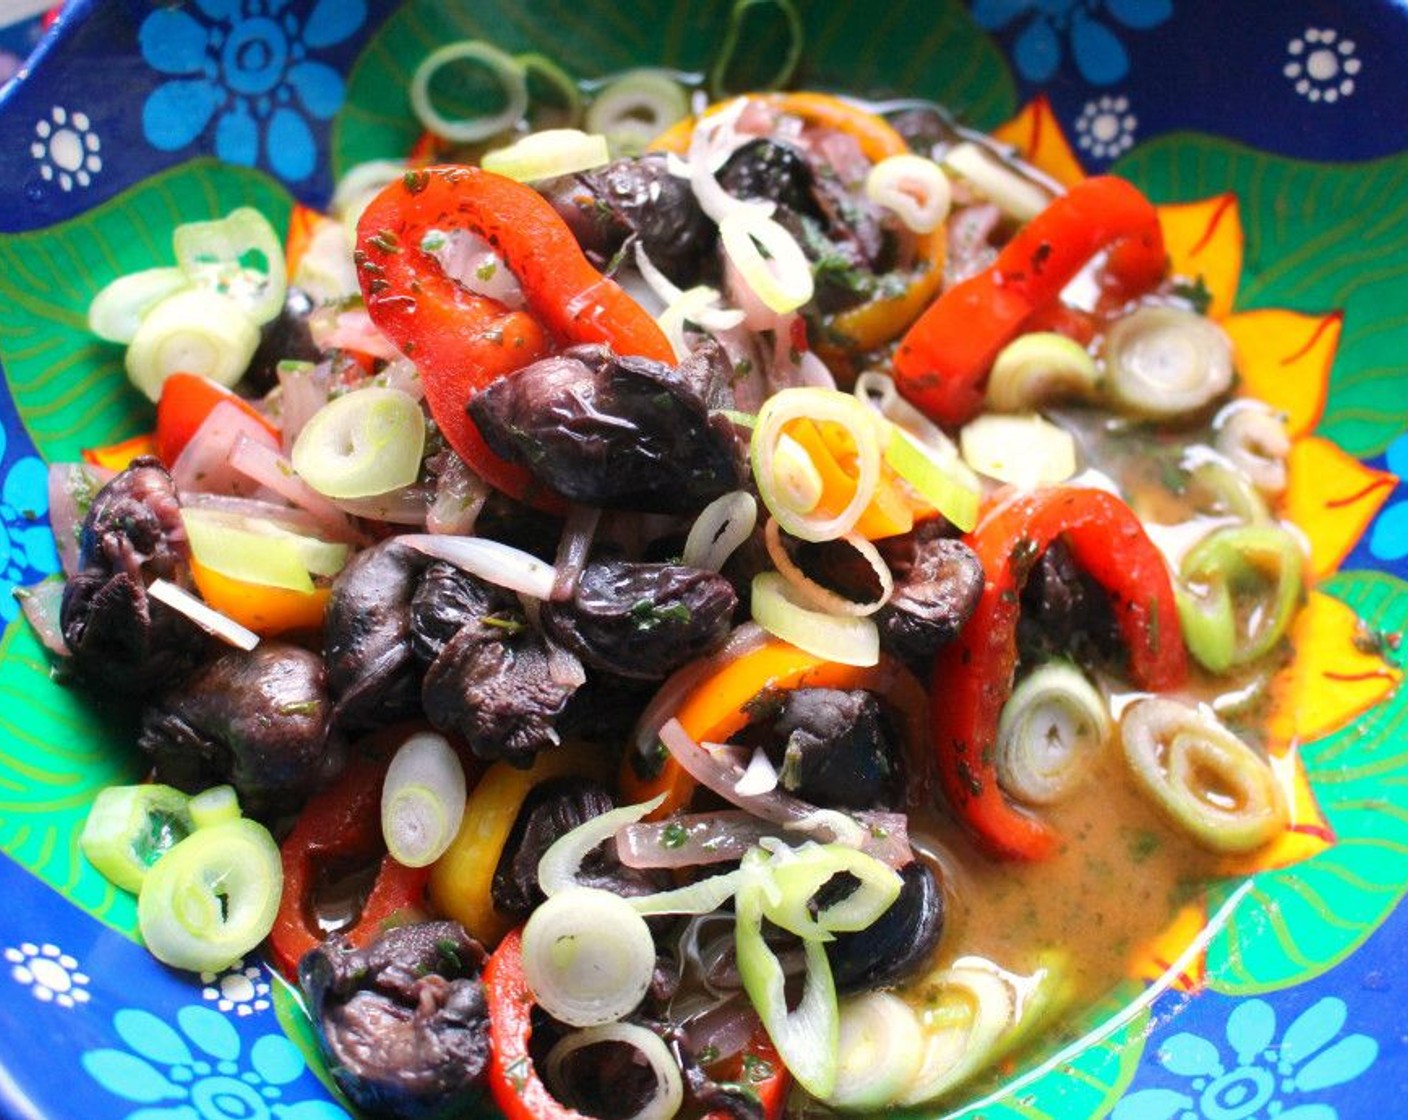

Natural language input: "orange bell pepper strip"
[930,486,1188,861]
[821,224,949,359]
[188,556,331,637]
[894,176,1168,428]
[355,165,674,507]
[154,372,280,468]
[621,637,931,819]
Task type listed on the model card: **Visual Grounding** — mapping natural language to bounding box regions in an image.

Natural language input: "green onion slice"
[828,991,927,1111]
[898,961,1019,1106]
[758,841,902,942]
[942,142,1050,223]
[763,517,893,618]
[735,848,839,1100]
[986,331,1100,413]
[173,207,287,326]
[544,1023,684,1120]
[959,412,1078,489]
[683,490,758,572]
[88,267,192,345]
[181,508,335,594]
[481,129,611,182]
[137,818,283,973]
[995,662,1110,806]
[1119,696,1287,853]
[521,886,656,1027]
[751,571,880,667]
[1176,523,1304,673]
[720,206,814,314]
[710,0,804,98]
[410,40,528,144]
[865,154,952,234]
[381,732,466,867]
[188,785,242,831]
[517,52,584,129]
[585,68,691,155]
[1214,401,1291,497]
[1104,306,1234,420]
[125,288,261,402]
[752,387,881,542]
[291,386,426,500]
[80,784,194,894]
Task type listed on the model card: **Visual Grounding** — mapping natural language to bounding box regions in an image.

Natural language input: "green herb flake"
[661,822,689,850]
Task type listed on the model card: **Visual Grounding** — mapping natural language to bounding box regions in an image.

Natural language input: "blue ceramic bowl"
[2,2,1408,1118]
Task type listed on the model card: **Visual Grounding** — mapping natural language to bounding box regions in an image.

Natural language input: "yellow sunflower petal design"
[1286,437,1398,581]
[990,94,1085,188]
[1221,309,1339,439]
[1157,194,1243,319]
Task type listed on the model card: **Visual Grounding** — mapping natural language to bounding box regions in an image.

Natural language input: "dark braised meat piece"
[884,103,964,158]
[492,778,670,918]
[541,558,737,680]
[138,641,340,819]
[875,526,984,662]
[324,539,429,732]
[719,138,825,221]
[543,152,716,285]
[59,457,207,697]
[468,343,744,514]
[300,921,490,1120]
[417,569,584,767]
[764,688,900,810]
[1017,539,1125,671]
[824,861,944,994]
[245,285,320,391]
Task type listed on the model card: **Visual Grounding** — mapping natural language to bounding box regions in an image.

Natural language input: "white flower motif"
[1075,94,1137,160]
[5,941,91,1008]
[199,957,272,1017]
[1284,27,1361,103]
[29,105,103,191]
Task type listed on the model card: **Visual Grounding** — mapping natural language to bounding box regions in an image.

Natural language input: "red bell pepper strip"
[155,372,280,468]
[355,165,674,506]
[269,754,430,980]
[931,486,1188,861]
[704,1026,790,1120]
[484,926,592,1120]
[894,176,1168,428]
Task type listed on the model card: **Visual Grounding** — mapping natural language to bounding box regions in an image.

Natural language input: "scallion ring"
[520,887,656,1027]
[719,206,815,315]
[751,571,880,667]
[410,40,529,144]
[898,961,1018,1106]
[381,732,466,867]
[1186,460,1270,525]
[481,128,611,182]
[136,818,283,973]
[865,154,952,234]
[760,842,903,942]
[751,387,881,542]
[1214,401,1292,497]
[584,68,690,155]
[763,517,893,617]
[986,331,1100,413]
[709,0,804,98]
[125,288,260,401]
[88,267,191,344]
[942,141,1050,222]
[828,992,927,1112]
[80,784,193,893]
[187,785,242,831]
[291,386,426,500]
[544,1023,685,1120]
[516,52,584,128]
[1175,523,1304,673]
[172,206,287,325]
[1104,306,1234,420]
[959,412,1078,489]
[682,491,758,572]
[995,662,1110,806]
[1120,697,1287,853]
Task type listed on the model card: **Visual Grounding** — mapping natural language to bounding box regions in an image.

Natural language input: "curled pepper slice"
[894,176,1168,428]
[355,165,673,504]
[269,753,431,979]
[931,486,1187,861]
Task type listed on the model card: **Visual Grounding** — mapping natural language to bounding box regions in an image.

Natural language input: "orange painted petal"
[1129,899,1207,992]
[992,95,1085,188]
[1285,437,1397,580]
[1221,310,1339,438]
[1264,589,1402,752]
[1156,195,1243,319]
[82,432,158,471]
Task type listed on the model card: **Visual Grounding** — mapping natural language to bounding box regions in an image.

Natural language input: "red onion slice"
[48,462,114,576]
[654,718,912,868]
[227,435,363,542]
[551,505,601,601]
[171,400,282,499]
[16,579,68,656]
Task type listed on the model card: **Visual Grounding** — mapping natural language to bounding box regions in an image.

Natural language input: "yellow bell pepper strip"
[621,637,930,819]
[355,165,674,506]
[930,486,1189,861]
[428,745,610,947]
[894,176,1168,428]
